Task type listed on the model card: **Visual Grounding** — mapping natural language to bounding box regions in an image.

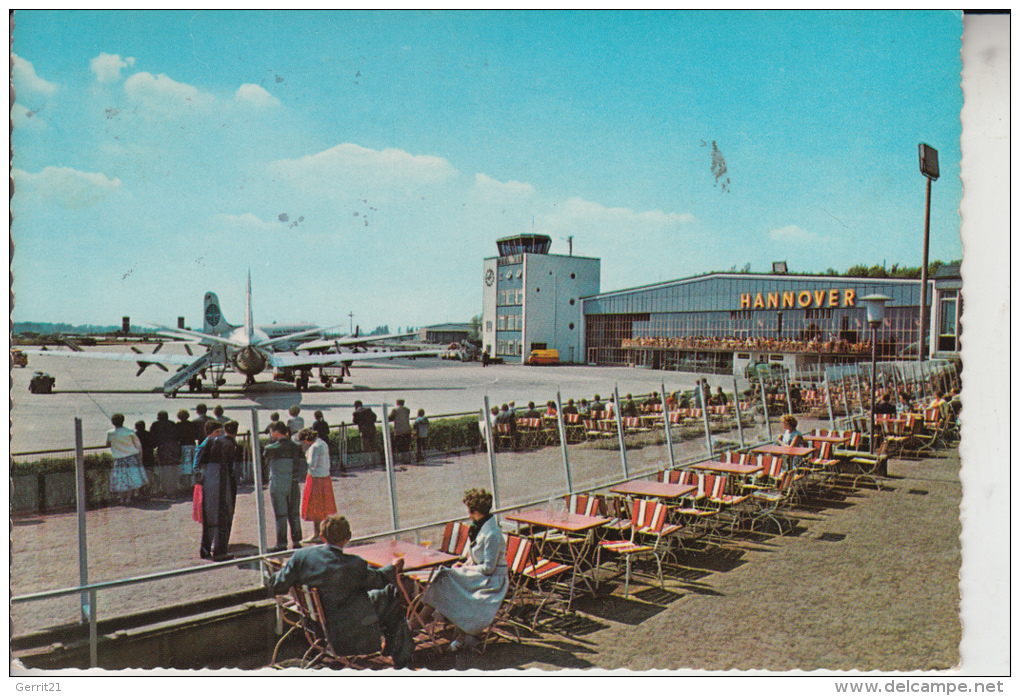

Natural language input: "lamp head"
[860,293,892,327]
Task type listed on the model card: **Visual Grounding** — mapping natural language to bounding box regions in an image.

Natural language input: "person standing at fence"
[263,422,305,552]
[287,405,304,443]
[177,409,197,489]
[413,409,429,463]
[352,401,378,467]
[195,420,244,561]
[149,410,180,498]
[134,420,156,491]
[106,414,149,505]
[312,410,330,442]
[299,428,336,543]
[192,404,212,442]
[213,404,229,425]
[389,399,413,464]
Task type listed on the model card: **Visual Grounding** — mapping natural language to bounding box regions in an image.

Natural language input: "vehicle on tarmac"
[11,349,28,368]
[28,372,55,394]
[527,349,560,365]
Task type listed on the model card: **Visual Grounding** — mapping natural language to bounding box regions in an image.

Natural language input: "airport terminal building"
[483,237,961,373]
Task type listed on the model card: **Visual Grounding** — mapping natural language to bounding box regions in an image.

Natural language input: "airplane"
[22,272,439,397]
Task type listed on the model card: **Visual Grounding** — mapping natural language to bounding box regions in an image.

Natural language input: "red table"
[803,434,850,445]
[610,480,697,499]
[692,461,764,476]
[506,509,610,605]
[347,539,459,573]
[752,444,817,458]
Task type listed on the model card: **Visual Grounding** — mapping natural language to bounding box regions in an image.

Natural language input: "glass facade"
[495,260,524,359]
[584,274,930,367]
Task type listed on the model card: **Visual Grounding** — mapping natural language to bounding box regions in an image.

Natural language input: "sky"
[10,10,964,330]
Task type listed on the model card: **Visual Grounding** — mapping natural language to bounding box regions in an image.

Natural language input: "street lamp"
[918,143,939,362]
[861,293,891,453]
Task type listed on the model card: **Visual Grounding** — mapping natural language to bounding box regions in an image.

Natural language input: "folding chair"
[748,469,798,536]
[801,441,839,489]
[504,533,573,627]
[596,499,681,598]
[602,494,633,537]
[271,583,383,669]
[704,473,751,533]
[847,440,888,490]
[669,474,719,545]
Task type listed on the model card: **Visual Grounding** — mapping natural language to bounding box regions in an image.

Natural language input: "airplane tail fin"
[203,292,232,335]
[245,270,254,345]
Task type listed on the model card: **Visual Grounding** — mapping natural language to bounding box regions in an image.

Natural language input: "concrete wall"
[522,254,600,364]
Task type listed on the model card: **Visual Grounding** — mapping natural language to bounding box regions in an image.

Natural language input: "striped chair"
[404,521,470,587]
[748,469,799,536]
[504,533,573,625]
[596,499,680,598]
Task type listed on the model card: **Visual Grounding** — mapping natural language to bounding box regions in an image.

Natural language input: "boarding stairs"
[163,353,213,397]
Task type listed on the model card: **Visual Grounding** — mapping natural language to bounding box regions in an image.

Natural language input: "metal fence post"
[782,367,793,415]
[249,410,267,559]
[380,403,399,531]
[612,384,629,479]
[481,397,500,509]
[89,587,98,668]
[853,363,866,418]
[554,391,573,494]
[74,417,89,625]
[731,376,745,448]
[340,422,348,473]
[840,370,853,430]
[697,378,713,456]
[758,372,772,441]
[662,382,676,468]
[823,370,836,430]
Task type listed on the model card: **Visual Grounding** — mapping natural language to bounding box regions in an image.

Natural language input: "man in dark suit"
[195,420,244,561]
[269,515,414,669]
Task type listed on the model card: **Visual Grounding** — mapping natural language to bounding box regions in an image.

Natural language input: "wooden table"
[347,539,459,573]
[506,509,610,604]
[752,444,817,458]
[804,434,850,445]
[692,461,764,476]
[610,480,696,499]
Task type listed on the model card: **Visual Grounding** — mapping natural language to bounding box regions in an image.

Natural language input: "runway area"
[11,345,714,453]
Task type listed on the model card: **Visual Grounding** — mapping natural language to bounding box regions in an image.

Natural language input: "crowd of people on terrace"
[622,334,873,354]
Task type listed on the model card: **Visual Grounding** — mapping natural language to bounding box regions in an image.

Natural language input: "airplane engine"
[233,347,268,376]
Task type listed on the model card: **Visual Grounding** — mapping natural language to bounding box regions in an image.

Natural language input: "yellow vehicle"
[526,349,559,366]
[11,349,27,368]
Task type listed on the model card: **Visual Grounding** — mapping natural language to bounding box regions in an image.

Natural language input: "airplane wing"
[268,348,440,369]
[20,348,198,367]
[296,331,417,352]
[147,323,244,348]
[259,324,344,350]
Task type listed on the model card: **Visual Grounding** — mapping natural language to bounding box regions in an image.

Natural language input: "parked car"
[527,349,560,366]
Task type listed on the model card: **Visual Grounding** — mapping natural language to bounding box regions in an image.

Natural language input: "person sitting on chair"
[776,414,806,448]
[419,488,508,652]
[269,514,414,669]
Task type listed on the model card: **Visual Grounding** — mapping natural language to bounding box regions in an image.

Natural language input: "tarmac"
[10,348,964,671]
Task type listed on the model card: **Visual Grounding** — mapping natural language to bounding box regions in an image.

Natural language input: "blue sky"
[11,10,964,329]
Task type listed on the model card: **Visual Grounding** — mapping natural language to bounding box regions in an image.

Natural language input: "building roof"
[423,323,473,332]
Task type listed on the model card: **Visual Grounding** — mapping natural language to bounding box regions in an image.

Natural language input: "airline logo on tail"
[203,292,234,335]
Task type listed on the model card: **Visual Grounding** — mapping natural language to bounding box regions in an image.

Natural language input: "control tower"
[482,233,600,364]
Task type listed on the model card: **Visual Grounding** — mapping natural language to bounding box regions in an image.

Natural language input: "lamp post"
[861,294,891,454]
[918,143,939,362]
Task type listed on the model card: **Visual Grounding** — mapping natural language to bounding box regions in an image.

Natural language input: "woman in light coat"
[421,488,508,650]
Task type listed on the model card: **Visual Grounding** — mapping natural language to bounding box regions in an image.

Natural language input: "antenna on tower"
[561,235,574,256]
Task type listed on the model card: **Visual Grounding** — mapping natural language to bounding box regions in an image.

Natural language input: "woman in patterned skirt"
[299,428,336,543]
[106,413,149,505]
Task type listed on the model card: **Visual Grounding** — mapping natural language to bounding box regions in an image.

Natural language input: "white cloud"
[11,102,46,130]
[90,52,135,83]
[270,143,458,188]
[13,167,121,209]
[769,224,817,242]
[544,197,696,230]
[213,212,278,232]
[472,173,534,198]
[123,72,216,116]
[11,54,58,97]
[235,83,280,108]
